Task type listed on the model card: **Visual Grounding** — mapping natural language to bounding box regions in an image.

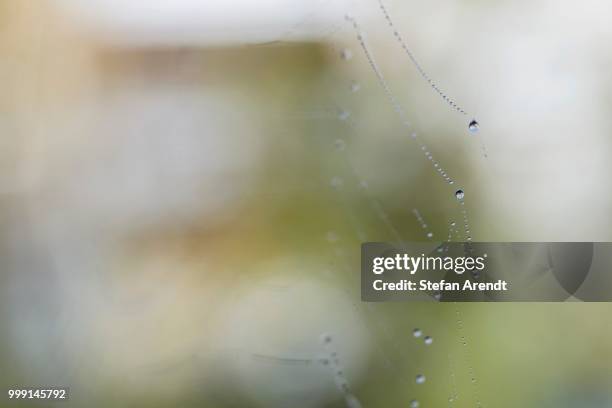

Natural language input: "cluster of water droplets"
[454,307,482,406]
[344,15,457,188]
[375,0,480,134]
[315,7,487,407]
[412,209,433,239]
[319,333,363,408]
[408,327,437,405]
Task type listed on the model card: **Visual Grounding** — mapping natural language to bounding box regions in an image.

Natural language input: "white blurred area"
[2,0,612,405]
[1,1,371,405]
[52,0,354,46]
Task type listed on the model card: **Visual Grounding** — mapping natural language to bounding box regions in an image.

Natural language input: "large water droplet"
[424,336,433,345]
[415,374,426,384]
[468,119,479,133]
[413,328,422,338]
[455,189,465,200]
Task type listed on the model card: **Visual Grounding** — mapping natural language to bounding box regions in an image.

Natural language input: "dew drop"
[455,189,465,200]
[413,328,422,338]
[334,139,346,151]
[424,336,433,345]
[326,231,339,243]
[427,232,433,238]
[330,177,344,189]
[415,374,426,384]
[320,333,333,344]
[340,48,353,61]
[350,81,361,93]
[345,394,362,408]
[468,119,479,133]
[336,379,350,393]
[337,109,351,121]
[410,400,420,408]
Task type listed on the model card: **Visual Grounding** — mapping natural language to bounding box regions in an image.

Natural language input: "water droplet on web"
[375,0,472,118]
[410,400,420,408]
[415,374,426,384]
[330,177,344,189]
[424,336,433,345]
[347,18,458,185]
[326,231,339,243]
[334,139,347,151]
[345,394,362,408]
[337,109,351,121]
[468,119,480,133]
[455,189,465,200]
[413,209,434,240]
[340,48,353,61]
[320,333,333,345]
[413,328,422,338]
[336,378,350,393]
[350,81,361,93]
